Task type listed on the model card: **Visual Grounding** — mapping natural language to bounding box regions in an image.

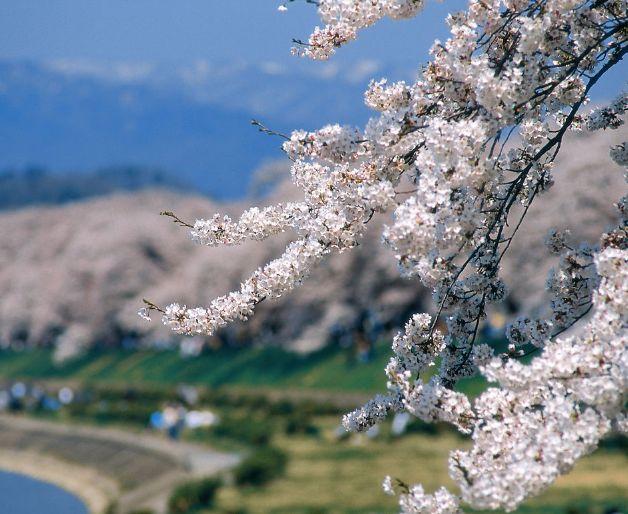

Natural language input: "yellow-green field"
[214,417,627,514]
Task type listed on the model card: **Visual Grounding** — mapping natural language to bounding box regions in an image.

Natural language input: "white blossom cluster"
[383,477,462,514]
[461,240,627,510]
[585,92,627,131]
[583,92,628,165]
[282,124,365,163]
[365,79,411,112]
[399,485,461,514]
[506,232,599,350]
[609,142,628,167]
[190,203,309,246]
[292,0,425,59]
[145,0,627,511]
[343,393,403,432]
[150,152,398,336]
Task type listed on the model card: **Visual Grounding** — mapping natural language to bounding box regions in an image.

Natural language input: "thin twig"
[160,211,194,229]
[251,119,290,140]
[143,298,165,314]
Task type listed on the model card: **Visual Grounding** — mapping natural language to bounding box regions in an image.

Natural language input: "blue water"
[0,470,88,514]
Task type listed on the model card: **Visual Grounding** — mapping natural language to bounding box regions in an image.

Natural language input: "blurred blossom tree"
[141,0,627,512]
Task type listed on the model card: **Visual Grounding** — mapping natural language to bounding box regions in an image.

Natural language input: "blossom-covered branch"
[143,0,627,511]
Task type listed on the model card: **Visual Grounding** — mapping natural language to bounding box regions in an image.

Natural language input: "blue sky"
[0,0,465,69]
[1,0,620,96]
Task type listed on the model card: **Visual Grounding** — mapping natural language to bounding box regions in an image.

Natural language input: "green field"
[212,419,628,514]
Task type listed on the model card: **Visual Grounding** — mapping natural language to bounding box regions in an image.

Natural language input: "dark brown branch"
[143,298,165,314]
[160,210,194,229]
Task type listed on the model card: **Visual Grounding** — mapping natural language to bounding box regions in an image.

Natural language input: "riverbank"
[0,450,116,514]
[0,414,239,514]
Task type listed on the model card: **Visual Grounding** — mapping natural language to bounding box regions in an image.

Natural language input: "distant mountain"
[0,166,193,211]
[0,59,391,199]
[0,57,620,200]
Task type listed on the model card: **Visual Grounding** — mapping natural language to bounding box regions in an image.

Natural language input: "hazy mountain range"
[0,56,622,200]
[0,58,404,199]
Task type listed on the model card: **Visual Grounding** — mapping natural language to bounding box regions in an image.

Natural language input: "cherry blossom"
[143,0,627,510]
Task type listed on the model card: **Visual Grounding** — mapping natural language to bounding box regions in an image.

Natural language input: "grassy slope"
[0,345,394,392]
[0,343,490,398]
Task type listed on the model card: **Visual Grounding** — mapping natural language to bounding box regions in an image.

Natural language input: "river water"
[0,470,88,514]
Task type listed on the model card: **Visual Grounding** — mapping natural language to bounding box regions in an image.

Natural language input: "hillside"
[0,129,624,358]
[0,344,393,394]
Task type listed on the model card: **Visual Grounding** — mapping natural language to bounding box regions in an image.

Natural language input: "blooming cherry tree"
[141,0,627,511]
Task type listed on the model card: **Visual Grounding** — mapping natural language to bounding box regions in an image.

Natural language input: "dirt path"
[0,414,239,514]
